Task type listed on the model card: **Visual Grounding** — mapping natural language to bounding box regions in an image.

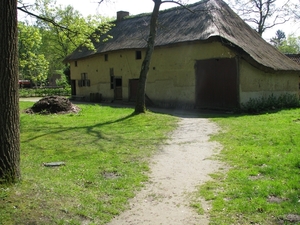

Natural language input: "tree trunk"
[134,0,161,113]
[0,0,21,183]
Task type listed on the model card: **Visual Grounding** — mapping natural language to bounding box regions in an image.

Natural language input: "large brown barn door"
[195,58,238,109]
[114,77,122,100]
[129,79,139,102]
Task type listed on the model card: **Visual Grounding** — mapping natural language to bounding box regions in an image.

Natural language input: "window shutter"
[110,76,114,89]
[78,80,82,87]
[87,79,90,87]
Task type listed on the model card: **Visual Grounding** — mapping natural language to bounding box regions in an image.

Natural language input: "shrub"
[19,87,71,97]
[241,93,300,113]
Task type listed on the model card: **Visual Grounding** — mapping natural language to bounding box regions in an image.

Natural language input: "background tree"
[270,30,300,53]
[35,2,111,76]
[290,0,300,20]
[19,0,112,83]
[278,34,300,53]
[134,0,162,113]
[0,0,20,183]
[134,0,188,113]
[18,22,49,86]
[227,0,292,36]
[270,29,286,48]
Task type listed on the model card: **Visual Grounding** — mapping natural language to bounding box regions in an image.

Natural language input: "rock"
[43,162,65,167]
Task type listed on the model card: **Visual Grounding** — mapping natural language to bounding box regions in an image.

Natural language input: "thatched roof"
[286,54,300,65]
[64,0,300,72]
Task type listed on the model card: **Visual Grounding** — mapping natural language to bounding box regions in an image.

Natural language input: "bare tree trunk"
[0,0,21,183]
[134,0,161,113]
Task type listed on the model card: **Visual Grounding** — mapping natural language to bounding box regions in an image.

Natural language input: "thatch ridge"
[64,0,300,72]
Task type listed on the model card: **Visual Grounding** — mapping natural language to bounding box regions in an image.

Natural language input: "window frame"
[78,73,90,87]
[135,51,142,60]
[110,68,114,89]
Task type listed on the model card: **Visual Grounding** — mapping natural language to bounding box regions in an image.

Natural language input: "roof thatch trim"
[64,0,300,72]
[285,54,300,65]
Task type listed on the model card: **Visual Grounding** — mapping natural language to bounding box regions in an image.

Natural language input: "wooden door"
[195,58,238,109]
[114,77,122,100]
[129,79,139,102]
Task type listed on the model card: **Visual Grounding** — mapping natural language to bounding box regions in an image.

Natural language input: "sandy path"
[108,115,223,225]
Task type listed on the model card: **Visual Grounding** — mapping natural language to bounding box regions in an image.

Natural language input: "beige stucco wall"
[70,41,235,107]
[239,59,299,104]
[70,41,299,108]
[70,50,144,99]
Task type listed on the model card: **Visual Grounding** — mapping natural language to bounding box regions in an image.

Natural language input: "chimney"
[117,11,129,21]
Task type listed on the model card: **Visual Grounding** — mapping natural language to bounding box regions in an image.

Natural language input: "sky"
[19,0,300,41]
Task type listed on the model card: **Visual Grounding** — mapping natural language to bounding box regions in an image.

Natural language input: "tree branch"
[96,0,105,6]
[17,6,72,32]
[161,0,194,13]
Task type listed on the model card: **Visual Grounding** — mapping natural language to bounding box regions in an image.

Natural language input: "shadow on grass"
[22,112,136,143]
[149,105,297,119]
[148,107,243,119]
[23,102,291,144]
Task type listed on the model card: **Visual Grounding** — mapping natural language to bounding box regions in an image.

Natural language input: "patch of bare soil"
[25,96,80,114]
[278,214,300,224]
[108,115,224,225]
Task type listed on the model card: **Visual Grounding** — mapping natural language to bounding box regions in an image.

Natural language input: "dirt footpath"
[108,114,224,225]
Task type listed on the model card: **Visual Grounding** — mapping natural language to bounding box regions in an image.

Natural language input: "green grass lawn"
[198,109,300,225]
[1,102,300,225]
[0,102,178,225]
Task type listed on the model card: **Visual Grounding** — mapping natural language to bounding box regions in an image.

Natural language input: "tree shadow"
[22,112,136,143]
[147,106,243,119]
[147,105,290,119]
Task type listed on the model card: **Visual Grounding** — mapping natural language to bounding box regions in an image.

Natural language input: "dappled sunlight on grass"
[198,109,300,225]
[0,102,177,224]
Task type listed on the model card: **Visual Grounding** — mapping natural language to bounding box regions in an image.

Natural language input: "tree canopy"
[271,29,300,53]
[18,22,49,85]
[18,0,112,84]
[270,29,286,48]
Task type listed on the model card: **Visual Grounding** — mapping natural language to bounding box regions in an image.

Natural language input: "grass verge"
[197,109,300,225]
[0,102,177,225]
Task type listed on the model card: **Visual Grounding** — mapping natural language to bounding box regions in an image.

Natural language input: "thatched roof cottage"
[65,0,300,109]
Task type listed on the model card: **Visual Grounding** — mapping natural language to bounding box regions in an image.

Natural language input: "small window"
[81,73,87,80]
[115,78,122,87]
[78,73,90,87]
[109,68,114,89]
[75,61,78,67]
[110,75,114,89]
[104,54,108,61]
[110,68,114,76]
[136,51,142,60]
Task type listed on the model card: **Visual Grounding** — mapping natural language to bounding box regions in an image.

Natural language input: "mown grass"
[197,109,300,225]
[0,102,177,225]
